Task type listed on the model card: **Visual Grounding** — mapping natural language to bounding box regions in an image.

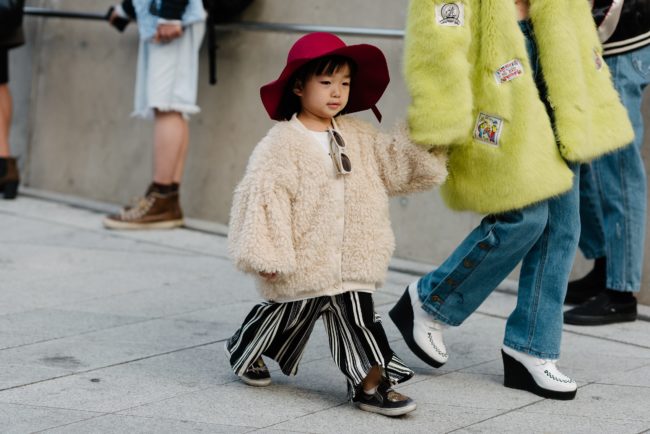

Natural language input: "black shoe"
[224,341,271,387]
[353,382,416,417]
[564,292,637,325]
[564,257,606,304]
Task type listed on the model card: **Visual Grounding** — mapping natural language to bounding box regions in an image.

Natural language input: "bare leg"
[172,115,189,184]
[361,365,382,391]
[153,110,186,185]
[0,84,12,157]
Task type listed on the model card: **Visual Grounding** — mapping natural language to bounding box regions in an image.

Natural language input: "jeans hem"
[605,281,640,293]
[503,340,559,360]
[420,303,460,327]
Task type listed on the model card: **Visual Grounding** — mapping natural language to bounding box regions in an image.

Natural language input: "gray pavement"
[1,194,650,434]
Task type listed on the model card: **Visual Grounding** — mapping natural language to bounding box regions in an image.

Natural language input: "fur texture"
[228,116,448,301]
[404,0,633,214]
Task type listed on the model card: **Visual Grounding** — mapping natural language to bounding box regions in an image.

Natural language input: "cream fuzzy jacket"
[228,116,448,302]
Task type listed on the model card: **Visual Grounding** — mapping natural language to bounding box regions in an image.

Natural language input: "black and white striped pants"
[225,291,414,397]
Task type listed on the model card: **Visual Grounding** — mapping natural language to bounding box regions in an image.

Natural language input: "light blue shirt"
[132,0,206,41]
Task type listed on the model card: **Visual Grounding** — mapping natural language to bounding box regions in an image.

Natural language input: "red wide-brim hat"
[260,32,390,122]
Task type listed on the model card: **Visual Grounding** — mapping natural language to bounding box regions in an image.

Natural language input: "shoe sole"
[389,288,445,368]
[103,218,184,230]
[563,312,637,326]
[223,342,271,387]
[502,350,576,400]
[357,401,417,417]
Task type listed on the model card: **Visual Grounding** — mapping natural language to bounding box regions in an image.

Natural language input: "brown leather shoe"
[103,191,184,230]
[0,157,20,199]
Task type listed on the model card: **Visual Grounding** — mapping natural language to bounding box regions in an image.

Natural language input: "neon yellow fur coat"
[404,0,634,214]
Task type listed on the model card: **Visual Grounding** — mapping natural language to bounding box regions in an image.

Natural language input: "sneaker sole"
[103,218,184,230]
[223,342,271,387]
[502,350,576,400]
[563,312,637,326]
[389,288,445,368]
[357,401,417,417]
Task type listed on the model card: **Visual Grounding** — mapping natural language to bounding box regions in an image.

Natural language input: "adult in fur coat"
[389,0,634,401]
[225,33,447,417]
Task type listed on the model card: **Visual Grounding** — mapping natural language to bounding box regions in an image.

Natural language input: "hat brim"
[260,44,389,121]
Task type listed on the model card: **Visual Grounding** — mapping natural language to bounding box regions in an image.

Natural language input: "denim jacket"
[121,0,206,41]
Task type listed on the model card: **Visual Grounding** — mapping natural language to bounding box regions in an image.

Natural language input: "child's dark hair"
[277,55,357,121]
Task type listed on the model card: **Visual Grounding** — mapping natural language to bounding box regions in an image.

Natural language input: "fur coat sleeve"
[341,117,448,196]
[227,133,298,276]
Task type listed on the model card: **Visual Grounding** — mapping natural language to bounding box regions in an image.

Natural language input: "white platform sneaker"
[389,281,448,367]
[502,345,577,400]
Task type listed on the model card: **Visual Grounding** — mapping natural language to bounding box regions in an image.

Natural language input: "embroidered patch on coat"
[474,113,504,147]
[494,59,524,84]
[593,48,604,71]
[435,3,464,26]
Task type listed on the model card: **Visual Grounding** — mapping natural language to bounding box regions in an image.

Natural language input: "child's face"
[294,63,351,128]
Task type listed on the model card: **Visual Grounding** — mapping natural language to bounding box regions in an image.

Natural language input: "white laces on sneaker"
[247,358,268,374]
[121,196,154,219]
[537,359,574,384]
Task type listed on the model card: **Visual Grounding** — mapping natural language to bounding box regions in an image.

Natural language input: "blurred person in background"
[103,0,206,229]
[564,0,650,325]
[0,0,25,199]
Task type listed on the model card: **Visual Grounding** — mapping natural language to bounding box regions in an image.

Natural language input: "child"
[224,32,448,417]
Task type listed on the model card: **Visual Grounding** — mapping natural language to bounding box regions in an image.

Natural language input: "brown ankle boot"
[0,157,19,199]
[103,191,184,230]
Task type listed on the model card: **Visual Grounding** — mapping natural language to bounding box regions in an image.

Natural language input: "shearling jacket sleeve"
[369,121,448,197]
[227,140,298,276]
[404,0,474,148]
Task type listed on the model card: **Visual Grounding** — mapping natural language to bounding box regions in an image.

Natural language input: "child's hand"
[259,271,278,281]
[154,23,183,43]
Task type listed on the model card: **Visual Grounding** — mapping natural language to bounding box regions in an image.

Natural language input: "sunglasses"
[327,129,352,175]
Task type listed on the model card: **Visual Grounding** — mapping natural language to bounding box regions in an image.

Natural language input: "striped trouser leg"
[322,292,414,398]
[225,298,327,377]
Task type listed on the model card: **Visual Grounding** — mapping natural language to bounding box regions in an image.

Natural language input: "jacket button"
[430,295,443,303]
[463,259,474,268]
[478,242,490,250]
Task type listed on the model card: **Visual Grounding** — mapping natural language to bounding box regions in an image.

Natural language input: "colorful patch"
[435,3,464,26]
[494,59,524,84]
[473,113,504,147]
[593,48,603,71]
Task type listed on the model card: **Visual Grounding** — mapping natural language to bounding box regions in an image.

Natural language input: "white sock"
[363,386,377,395]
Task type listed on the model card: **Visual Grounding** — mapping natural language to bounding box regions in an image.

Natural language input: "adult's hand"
[154,22,183,43]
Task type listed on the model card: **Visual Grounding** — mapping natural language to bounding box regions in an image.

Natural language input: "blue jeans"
[578,44,650,292]
[416,20,580,359]
[418,163,580,359]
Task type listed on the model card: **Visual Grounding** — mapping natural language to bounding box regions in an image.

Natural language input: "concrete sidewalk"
[1,194,650,434]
